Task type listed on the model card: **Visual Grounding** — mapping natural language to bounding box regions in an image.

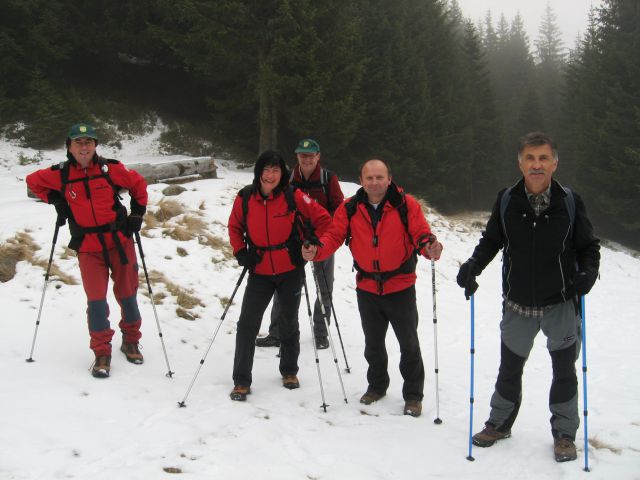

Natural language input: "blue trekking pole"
[466,294,476,462]
[580,296,590,472]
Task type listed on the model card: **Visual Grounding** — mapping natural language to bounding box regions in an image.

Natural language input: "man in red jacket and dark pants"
[26,123,148,378]
[256,138,344,350]
[227,150,331,401]
[302,158,443,417]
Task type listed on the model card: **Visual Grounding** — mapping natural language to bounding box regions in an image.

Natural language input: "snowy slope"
[0,131,639,480]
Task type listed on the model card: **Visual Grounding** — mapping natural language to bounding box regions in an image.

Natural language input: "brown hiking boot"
[230,385,251,401]
[554,436,577,462]
[403,400,422,417]
[91,355,111,378]
[359,390,386,405]
[472,424,511,447]
[120,341,144,364]
[282,375,300,390]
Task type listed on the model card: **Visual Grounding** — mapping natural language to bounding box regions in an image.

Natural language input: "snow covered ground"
[1,129,639,479]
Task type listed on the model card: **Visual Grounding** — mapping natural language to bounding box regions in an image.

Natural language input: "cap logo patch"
[80,126,87,133]
[303,141,310,147]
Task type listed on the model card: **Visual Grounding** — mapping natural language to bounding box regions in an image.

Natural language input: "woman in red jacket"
[26,123,148,378]
[227,150,331,401]
[302,158,443,417]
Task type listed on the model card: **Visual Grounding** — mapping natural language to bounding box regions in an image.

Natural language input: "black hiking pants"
[232,267,303,387]
[357,286,425,401]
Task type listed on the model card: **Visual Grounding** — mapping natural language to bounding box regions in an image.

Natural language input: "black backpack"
[52,157,128,264]
[237,184,306,266]
[289,167,335,198]
[343,191,411,247]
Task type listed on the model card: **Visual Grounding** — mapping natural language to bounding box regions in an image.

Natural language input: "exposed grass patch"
[152,199,185,222]
[176,307,199,321]
[143,270,203,319]
[18,151,44,166]
[588,437,622,454]
[0,232,77,284]
[176,247,188,257]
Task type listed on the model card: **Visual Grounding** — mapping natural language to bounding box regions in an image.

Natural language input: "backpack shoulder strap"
[561,186,576,231]
[499,186,513,235]
[320,167,335,197]
[284,185,298,213]
[344,195,359,246]
[238,184,254,228]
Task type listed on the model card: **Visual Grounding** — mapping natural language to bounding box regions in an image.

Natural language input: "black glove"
[125,215,143,237]
[574,270,596,296]
[48,191,69,226]
[456,259,480,300]
[235,248,262,270]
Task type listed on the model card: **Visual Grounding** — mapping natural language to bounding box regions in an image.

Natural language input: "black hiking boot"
[120,341,144,364]
[91,355,111,378]
[359,390,386,405]
[554,436,577,462]
[230,385,251,401]
[255,335,280,347]
[315,336,329,350]
[472,424,511,447]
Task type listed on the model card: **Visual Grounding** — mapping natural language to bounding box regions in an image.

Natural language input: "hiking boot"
[554,436,577,462]
[91,355,111,378]
[230,385,251,401]
[359,390,386,405]
[404,400,422,417]
[255,335,280,347]
[282,375,300,390]
[472,424,511,447]
[120,341,144,364]
[315,336,329,350]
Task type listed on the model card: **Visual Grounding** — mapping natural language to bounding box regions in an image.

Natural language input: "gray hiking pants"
[487,299,581,440]
[269,255,335,339]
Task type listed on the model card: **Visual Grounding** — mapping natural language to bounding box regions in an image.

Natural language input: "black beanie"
[253,150,289,193]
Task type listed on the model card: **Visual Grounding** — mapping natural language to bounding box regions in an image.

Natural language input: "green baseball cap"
[68,123,98,141]
[294,138,320,153]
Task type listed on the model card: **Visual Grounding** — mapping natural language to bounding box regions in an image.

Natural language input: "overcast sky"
[455,0,604,51]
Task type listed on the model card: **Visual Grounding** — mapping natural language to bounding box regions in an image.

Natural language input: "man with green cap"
[26,123,149,378]
[256,138,344,350]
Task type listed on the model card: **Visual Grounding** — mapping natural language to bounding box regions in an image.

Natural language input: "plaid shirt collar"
[525,184,551,217]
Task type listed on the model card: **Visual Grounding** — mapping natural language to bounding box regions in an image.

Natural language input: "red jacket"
[228,187,331,275]
[315,184,433,295]
[290,164,344,214]
[26,156,148,253]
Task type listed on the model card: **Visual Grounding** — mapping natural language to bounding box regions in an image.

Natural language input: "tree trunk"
[257,46,278,153]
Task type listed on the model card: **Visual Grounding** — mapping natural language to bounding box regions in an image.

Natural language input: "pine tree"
[534,2,566,136]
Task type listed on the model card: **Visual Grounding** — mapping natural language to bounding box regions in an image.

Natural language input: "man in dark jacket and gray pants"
[456,132,600,463]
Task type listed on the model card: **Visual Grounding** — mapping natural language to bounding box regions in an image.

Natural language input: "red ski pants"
[78,237,142,356]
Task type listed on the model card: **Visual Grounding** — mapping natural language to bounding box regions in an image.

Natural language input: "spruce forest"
[1,0,638,248]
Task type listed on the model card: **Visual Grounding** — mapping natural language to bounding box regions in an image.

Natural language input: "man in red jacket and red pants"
[228,150,331,401]
[303,158,443,416]
[26,123,148,378]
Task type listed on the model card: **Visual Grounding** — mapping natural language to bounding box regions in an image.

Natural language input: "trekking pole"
[302,272,329,412]
[580,295,590,472]
[135,232,174,378]
[466,294,476,462]
[319,261,351,373]
[431,259,442,424]
[311,263,348,404]
[178,266,248,407]
[26,223,60,362]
